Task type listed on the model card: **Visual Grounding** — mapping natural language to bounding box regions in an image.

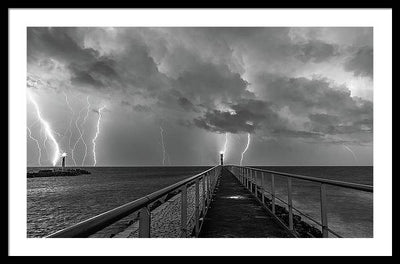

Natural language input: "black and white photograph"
[9,8,392,256]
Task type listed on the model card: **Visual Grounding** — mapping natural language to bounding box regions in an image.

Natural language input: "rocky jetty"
[27,169,91,178]
[255,187,323,238]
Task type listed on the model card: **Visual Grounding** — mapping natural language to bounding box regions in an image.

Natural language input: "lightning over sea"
[240,133,251,166]
[25,26,374,243]
[92,106,105,167]
[27,91,61,166]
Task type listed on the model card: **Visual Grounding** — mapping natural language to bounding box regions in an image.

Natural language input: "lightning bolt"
[240,133,251,166]
[160,126,167,165]
[71,106,85,166]
[221,133,229,154]
[63,92,76,165]
[81,96,91,166]
[27,126,42,166]
[52,130,62,138]
[342,144,358,163]
[71,96,92,166]
[43,130,49,161]
[27,91,61,166]
[92,106,106,166]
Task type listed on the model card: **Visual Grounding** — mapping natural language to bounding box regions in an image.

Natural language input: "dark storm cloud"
[120,100,152,113]
[174,61,252,108]
[69,64,105,88]
[192,99,281,134]
[90,59,120,80]
[177,97,199,112]
[257,74,367,115]
[27,27,373,146]
[295,40,338,63]
[271,128,325,139]
[253,73,373,142]
[26,27,374,166]
[344,46,373,77]
[132,104,152,113]
[308,113,340,125]
[27,27,99,64]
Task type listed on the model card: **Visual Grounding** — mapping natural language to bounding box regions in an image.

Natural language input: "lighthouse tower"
[220,153,224,166]
[61,153,67,171]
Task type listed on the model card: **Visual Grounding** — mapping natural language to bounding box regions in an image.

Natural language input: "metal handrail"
[47,165,222,238]
[260,186,343,237]
[242,166,372,192]
[226,165,372,238]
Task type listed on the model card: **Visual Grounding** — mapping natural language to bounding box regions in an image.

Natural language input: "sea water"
[27,166,372,238]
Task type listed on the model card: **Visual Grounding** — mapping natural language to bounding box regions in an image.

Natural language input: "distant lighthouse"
[220,153,224,166]
[61,152,67,171]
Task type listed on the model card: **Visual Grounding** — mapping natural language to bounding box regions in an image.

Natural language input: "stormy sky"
[26,27,373,166]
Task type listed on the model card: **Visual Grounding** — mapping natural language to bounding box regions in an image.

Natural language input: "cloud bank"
[27,27,373,165]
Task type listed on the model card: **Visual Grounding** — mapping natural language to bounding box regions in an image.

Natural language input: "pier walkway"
[199,168,291,238]
[46,164,373,238]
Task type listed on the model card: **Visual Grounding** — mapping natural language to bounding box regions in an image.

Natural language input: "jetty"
[46,158,373,238]
[27,168,91,178]
[28,154,91,178]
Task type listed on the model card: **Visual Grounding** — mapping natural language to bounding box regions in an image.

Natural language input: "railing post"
[195,178,200,236]
[202,175,206,214]
[243,168,247,188]
[271,173,275,214]
[205,172,208,202]
[250,170,254,193]
[261,172,265,204]
[139,206,151,238]
[320,183,329,238]
[248,169,250,190]
[180,185,187,237]
[287,178,294,231]
[244,168,246,187]
[207,172,211,202]
[252,170,254,193]
[254,170,258,196]
[246,169,250,189]
[214,168,217,189]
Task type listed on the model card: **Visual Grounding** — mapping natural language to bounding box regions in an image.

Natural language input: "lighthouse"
[61,152,67,171]
[220,153,224,166]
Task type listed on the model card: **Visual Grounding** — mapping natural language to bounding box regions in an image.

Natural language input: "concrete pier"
[199,168,292,238]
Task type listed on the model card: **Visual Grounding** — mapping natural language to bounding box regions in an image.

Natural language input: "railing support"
[244,169,247,187]
[139,206,151,238]
[320,183,329,238]
[287,178,294,231]
[202,175,206,215]
[180,185,187,237]
[247,169,250,190]
[252,170,254,194]
[207,173,211,201]
[261,172,265,204]
[271,174,276,214]
[254,171,258,196]
[253,170,255,193]
[195,178,200,236]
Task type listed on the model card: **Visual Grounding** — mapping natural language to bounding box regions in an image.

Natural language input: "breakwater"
[27,168,91,178]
